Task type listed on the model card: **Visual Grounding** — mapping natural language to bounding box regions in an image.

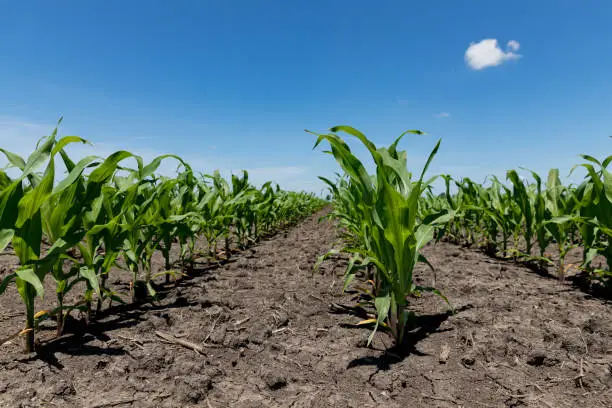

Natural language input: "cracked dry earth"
[1,211,612,407]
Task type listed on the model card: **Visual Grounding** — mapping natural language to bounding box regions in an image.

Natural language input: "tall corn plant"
[310,126,450,346]
[0,129,95,352]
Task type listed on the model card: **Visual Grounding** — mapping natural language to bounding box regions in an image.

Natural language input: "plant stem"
[24,286,35,353]
[57,293,64,336]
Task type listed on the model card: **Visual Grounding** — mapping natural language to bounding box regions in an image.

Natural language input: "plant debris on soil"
[1,211,611,407]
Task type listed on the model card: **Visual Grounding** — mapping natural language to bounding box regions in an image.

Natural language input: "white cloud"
[465,39,521,70]
[507,40,520,52]
[435,112,450,118]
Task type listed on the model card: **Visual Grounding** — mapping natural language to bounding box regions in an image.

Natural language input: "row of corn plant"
[0,122,325,353]
[421,153,611,292]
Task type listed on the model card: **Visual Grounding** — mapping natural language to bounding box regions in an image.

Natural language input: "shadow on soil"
[31,258,230,367]
[344,304,471,370]
[569,273,612,302]
[28,226,296,366]
[469,244,612,303]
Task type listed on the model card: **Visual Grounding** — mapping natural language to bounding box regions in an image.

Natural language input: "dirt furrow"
[1,212,611,407]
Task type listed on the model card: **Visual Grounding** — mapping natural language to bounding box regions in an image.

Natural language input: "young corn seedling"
[543,169,578,280]
[573,154,612,288]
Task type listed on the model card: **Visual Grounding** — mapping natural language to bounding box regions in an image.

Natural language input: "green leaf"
[53,155,98,195]
[79,266,101,298]
[23,136,54,177]
[580,154,602,166]
[51,136,89,156]
[0,273,16,295]
[368,294,391,346]
[342,272,357,293]
[0,229,14,252]
[16,267,45,299]
[146,281,157,298]
[602,169,612,205]
[584,248,599,267]
[88,151,136,184]
[418,139,441,182]
[141,154,187,179]
[0,149,26,170]
[313,248,340,273]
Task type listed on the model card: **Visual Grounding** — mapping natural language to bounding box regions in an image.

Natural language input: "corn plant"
[572,154,612,289]
[311,126,451,346]
[0,128,99,352]
[542,169,579,280]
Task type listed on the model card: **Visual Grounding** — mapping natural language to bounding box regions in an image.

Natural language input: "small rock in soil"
[229,333,249,348]
[263,371,288,390]
[273,310,290,328]
[439,344,451,364]
[209,323,228,344]
[52,380,76,396]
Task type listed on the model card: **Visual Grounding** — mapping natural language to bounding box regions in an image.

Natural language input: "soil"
[1,211,611,407]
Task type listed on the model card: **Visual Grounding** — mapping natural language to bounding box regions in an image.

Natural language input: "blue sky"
[1,1,611,192]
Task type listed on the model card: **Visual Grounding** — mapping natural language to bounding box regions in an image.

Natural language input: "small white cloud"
[435,112,450,118]
[507,40,520,52]
[465,39,521,70]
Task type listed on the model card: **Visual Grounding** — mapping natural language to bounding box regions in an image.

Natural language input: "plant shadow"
[345,305,471,370]
[30,258,232,366]
[569,272,612,302]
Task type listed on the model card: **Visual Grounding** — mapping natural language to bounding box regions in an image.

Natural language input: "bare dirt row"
[1,211,611,407]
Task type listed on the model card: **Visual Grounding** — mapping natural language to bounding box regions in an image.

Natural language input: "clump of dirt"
[0,212,611,407]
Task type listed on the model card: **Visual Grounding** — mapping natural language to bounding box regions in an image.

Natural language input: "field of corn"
[1,125,611,408]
